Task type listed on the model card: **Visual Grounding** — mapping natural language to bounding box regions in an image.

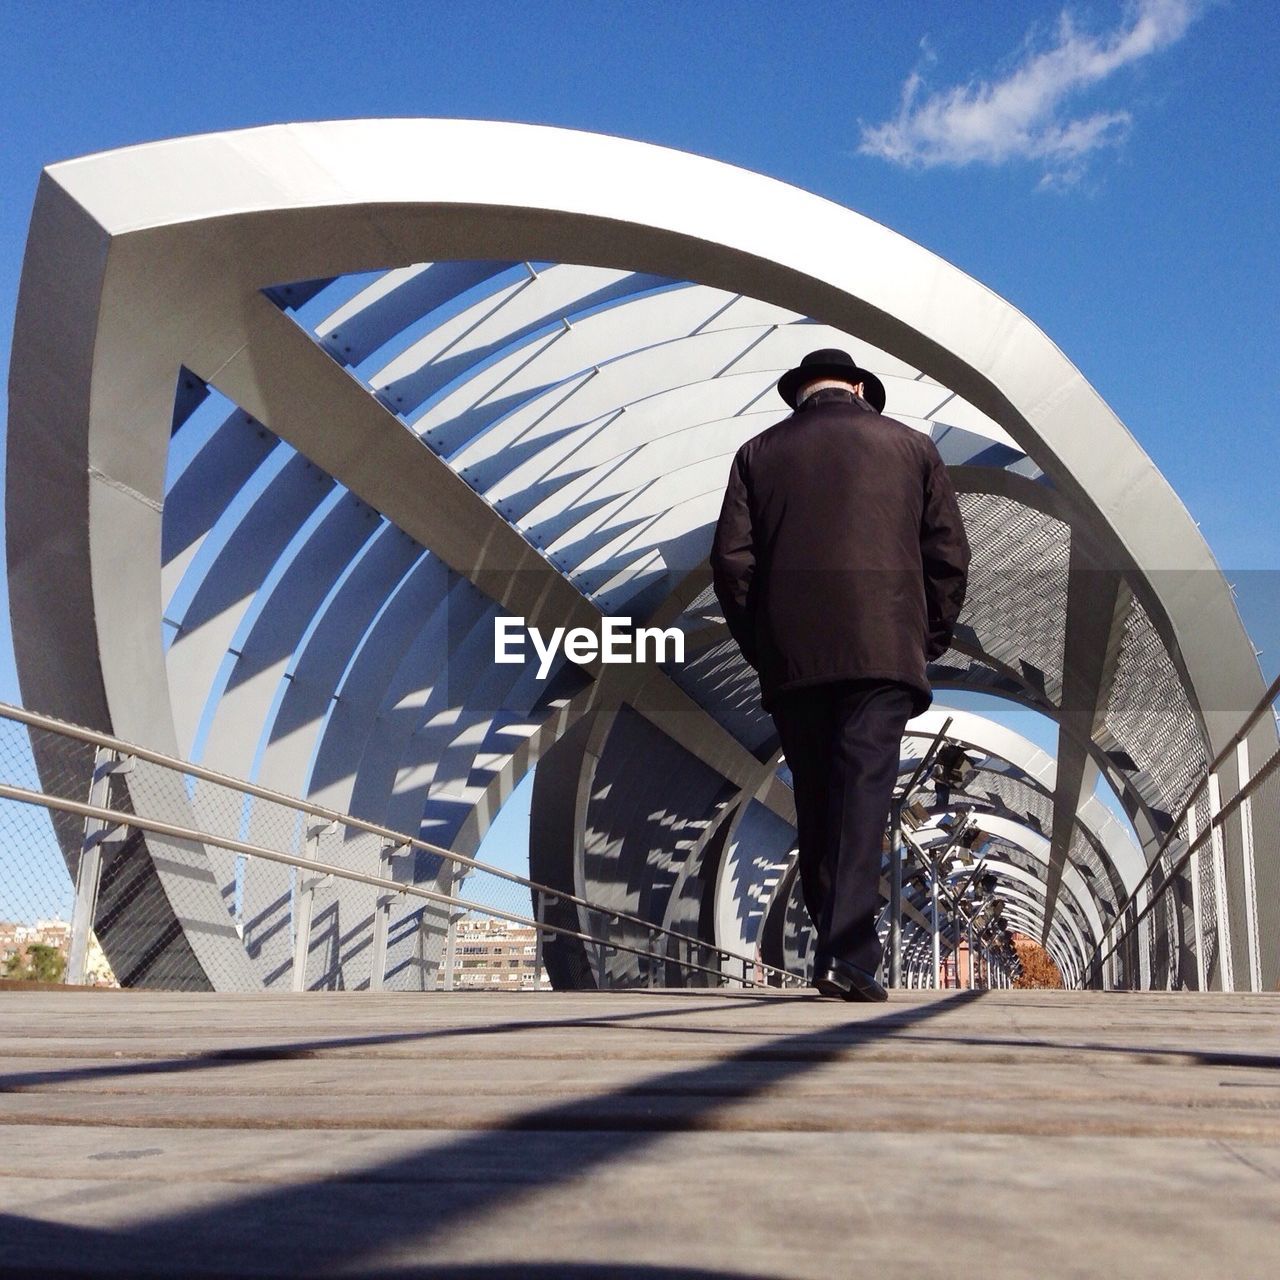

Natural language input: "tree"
[1011,933,1063,989]
[3,943,66,983]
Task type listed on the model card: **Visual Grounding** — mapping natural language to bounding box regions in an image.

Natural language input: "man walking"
[711,349,969,1001]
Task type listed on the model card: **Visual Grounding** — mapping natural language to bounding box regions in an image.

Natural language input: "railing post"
[1206,771,1235,992]
[442,863,462,992]
[66,749,131,986]
[293,819,337,992]
[441,912,461,990]
[1185,801,1206,990]
[1235,739,1262,993]
[369,839,405,992]
[594,911,610,989]
[415,909,429,992]
[1126,903,1141,989]
[930,866,941,989]
[533,890,545,986]
[1135,879,1153,990]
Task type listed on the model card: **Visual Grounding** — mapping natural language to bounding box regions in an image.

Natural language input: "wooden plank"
[1,990,1279,1276]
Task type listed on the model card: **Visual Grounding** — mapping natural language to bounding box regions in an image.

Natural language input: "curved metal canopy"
[7,119,1274,992]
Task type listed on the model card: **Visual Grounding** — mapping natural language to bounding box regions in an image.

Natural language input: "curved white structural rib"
[7,119,1275,991]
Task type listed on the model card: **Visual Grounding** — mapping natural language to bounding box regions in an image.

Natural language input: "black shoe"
[814,957,888,1003]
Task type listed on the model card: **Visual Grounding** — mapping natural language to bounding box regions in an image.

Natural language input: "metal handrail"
[1093,740,1280,968]
[0,778,799,989]
[1091,668,1280,959]
[1,701,798,986]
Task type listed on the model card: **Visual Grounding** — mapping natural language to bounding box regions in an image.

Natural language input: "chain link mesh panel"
[953,493,1069,703]
[1103,593,1208,822]
[0,707,797,993]
[0,716,100,983]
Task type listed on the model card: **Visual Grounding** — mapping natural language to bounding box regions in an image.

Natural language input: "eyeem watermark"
[494,616,684,678]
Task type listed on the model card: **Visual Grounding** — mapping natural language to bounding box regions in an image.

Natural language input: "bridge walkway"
[1,988,1278,1277]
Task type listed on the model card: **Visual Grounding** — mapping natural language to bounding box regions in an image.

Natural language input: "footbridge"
[6,119,1278,1000]
[3,116,1280,1277]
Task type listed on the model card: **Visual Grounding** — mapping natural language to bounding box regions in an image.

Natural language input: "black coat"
[710,387,970,717]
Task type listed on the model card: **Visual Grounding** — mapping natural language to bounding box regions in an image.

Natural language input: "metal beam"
[1042,550,1128,942]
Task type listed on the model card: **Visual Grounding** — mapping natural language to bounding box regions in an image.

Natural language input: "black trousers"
[771,679,915,975]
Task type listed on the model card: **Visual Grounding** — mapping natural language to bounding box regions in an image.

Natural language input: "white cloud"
[859,0,1201,187]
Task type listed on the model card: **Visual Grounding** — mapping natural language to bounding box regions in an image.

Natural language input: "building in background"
[454,917,550,991]
[1,919,117,986]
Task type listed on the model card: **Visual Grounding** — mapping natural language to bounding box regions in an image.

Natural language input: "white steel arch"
[8,119,1274,991]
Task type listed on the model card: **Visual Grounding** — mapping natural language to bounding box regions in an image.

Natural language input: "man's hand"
[711,446,759,668]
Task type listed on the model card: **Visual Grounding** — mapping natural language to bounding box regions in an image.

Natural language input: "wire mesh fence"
[5,682,1275,996]
[0,715,95,982]
[1096,675,1280,992]
[0,702,800,994]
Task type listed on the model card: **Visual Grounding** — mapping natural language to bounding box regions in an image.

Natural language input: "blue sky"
[0,0,1276,913]
[2,1,1276,642]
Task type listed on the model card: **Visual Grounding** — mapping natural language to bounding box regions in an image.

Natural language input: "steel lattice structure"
[7,120,1275,991]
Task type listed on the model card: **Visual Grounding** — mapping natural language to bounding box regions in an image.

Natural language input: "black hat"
[777,348,886,413]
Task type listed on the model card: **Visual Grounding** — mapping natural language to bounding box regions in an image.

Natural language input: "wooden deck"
[2,987,1278,1277]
